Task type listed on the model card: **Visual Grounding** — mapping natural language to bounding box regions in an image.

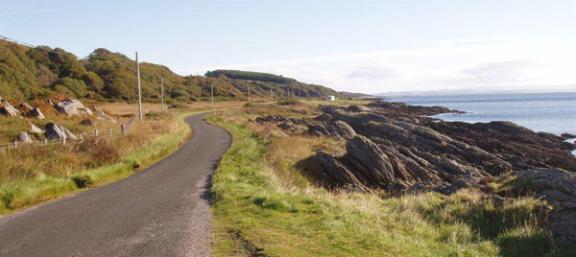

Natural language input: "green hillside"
[0,39,337,102]
[206,69,336,98]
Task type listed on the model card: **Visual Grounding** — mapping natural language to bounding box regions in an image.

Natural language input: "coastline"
[385,92,576,136]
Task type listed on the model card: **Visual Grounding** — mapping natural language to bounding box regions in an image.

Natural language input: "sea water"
[389,92,576,135]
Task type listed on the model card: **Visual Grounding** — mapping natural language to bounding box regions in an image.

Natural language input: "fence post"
[94,129,99,137]
[44,138,48,145]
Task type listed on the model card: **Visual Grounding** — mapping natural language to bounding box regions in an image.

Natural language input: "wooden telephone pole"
[136,52,143,120]
[210,84,214,105]
[160,78,164,111]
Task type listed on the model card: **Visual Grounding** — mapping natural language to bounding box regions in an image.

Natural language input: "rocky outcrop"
[367,101,463,117]
[54,99,93,116]
[0,100,21,117]
[45,123,77,140]
[257,103,575,195]
[510,169,576,244]
[269,102,576,243]
[255,115,287,123]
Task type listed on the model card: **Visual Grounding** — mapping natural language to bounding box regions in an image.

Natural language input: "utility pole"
[210,84,214,105]
[160,77,164,112]
[136,52,143,120]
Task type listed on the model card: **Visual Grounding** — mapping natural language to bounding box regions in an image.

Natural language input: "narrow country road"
[0,113,231,257]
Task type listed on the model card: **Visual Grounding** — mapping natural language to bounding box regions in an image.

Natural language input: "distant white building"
[325,95,336,101]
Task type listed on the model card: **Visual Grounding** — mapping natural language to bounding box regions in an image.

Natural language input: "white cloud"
[179,37,576,94]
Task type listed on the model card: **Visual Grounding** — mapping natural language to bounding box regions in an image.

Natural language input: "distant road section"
[0,113,231,257]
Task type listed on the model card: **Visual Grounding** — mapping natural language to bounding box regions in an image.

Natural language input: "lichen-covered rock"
[54,99,93,116]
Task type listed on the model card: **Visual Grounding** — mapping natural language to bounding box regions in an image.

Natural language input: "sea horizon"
[387,91,576,136]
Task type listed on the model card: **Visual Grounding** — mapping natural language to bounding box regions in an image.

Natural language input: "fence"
[0,118,136,150]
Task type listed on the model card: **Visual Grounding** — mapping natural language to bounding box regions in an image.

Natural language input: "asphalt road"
[0,113,231,257]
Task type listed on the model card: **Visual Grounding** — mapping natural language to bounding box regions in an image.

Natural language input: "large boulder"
[0,100,21,117]
[54,99,93,116]
[45,123,77,140]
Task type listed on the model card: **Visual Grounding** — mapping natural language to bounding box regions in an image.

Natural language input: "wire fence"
[0,118,136,150]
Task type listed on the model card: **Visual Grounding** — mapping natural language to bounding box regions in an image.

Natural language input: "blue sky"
[2,0,576,93]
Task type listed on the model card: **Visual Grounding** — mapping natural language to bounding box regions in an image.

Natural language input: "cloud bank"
[181,37,576,94]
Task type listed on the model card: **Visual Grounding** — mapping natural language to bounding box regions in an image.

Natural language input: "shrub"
[71,175,93,188]
[78,138,120,167]
[276,98,301,106]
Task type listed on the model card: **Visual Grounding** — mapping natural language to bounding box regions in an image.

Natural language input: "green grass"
[0,112,194,215]
[209,114,575,257]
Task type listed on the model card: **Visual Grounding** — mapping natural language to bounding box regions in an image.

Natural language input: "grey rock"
[329,120,356,140]
[29,122,44,134]
[18,132,33,143]
[54,99,93,116]
[45,123,77,140]
[0,101,21,117]
[30,107,45,119]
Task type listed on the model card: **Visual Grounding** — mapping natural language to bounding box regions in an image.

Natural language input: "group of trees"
[0,40,337,102]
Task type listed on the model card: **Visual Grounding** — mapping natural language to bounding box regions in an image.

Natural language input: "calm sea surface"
[389,92,576,135]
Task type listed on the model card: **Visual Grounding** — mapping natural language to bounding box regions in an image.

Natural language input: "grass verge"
[0,111,195,215]
[209,112,575,257]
